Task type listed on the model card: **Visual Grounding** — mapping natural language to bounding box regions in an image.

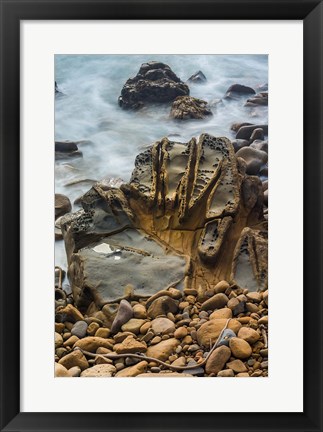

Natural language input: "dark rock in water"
[231,122,253,132]
[231,139,249,153]
[256,83,268,92]
[236,147,268,176]
[250,140,268,153]
[170,96,212,120]
[111,299,134,334]
[187,70,207,84]
[55,141,82,160]
[259,165,268,178]
[236,124,268,140]
[55,81,64,97]
[61,134,267,311]
[225,84,256,100]
[55,194,72,219]
[249,128,265,143]
[245,92,268,107]
[118,61,189,110]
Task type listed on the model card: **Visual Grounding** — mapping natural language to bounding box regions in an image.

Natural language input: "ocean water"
[55,54,268,270]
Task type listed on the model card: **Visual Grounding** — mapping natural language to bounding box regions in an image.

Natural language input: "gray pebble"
[71,320,88,339]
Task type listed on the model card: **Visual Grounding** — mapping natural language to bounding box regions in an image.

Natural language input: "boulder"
[245,92,268,107]
[229,337,252,359]
[61,133,267,310]
[55,141,82,160]
[115,361,148,377]
[170,96,212,120]
[235,147,268,176]
[118,61,189,109]
[146,338,180,361]
[236,124,268,140]
[197,318,242,347]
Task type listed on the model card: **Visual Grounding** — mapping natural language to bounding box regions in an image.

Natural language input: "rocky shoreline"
[55,60,268,378]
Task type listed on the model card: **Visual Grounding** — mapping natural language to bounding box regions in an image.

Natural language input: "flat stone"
[246,292,262,303]
[146,338,180,361]
[115,361,148,377]
[81,364,116,377]
[217,369,234,377]
[151,317,175,335]
[205,345,231,375]
[229,337,252,359]
[73,337,113,352]
[114,335,147,354]
[121,318,146,334]
[58,350,89,371]
[174,327,188,339]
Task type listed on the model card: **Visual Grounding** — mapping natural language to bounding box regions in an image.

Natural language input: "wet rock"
[250,140,268,153]
[236,124,268,140]
[229,337,252,359]
[55,194,72,220]
[114,335,147,354]
[249,128,264,142]
[115,360,148,377]
[225,84,256,99]
[197,318,241,347]
[231,139,249,153]
[118,61,189,110]
[147,296,178,319]
[235,147,268,176]
[187,70,207,84]
[146,338,179,361]
[151,317,175,335]
[58,350,89,370]
[55,141,82,160]
[111,300,134,334]
[245,92,268,106]
[231,122,253,132]
[201,293,229,311]
[205,345,231,374]
[81,364,116,377]
[62,133,267,308]
[170,96,212,120]
[227,359,247,373]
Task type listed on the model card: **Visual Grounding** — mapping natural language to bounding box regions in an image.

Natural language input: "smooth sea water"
[55,54,268,271]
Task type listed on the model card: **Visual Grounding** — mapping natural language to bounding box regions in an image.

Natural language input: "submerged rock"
[187,70,207,84]
[170,96,212,120]
[225,84,256,100]
[61,133,267,313]
[55,141,82,160]
[118,61,189,110]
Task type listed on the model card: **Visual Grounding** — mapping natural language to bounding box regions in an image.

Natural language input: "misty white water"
[55,54,268,273]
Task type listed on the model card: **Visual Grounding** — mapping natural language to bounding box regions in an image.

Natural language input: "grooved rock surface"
[61,133,267,313]
[118,62,189,110]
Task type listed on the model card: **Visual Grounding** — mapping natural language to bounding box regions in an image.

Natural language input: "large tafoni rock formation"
[118,61,189,110]
[61,134,268,315]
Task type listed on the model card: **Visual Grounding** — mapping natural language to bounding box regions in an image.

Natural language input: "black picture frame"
[0,1,322,431]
